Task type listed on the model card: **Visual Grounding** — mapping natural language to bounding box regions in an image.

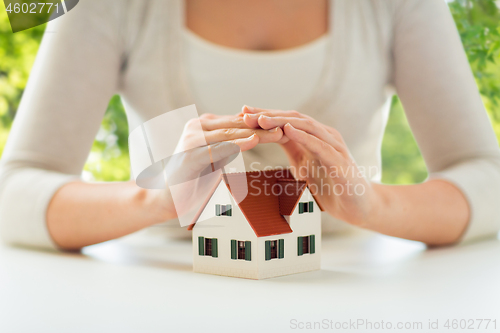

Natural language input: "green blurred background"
[1,0,499,184]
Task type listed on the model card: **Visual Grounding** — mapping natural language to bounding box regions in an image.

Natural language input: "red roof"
[188,169,320,237]
[277,179,307,216]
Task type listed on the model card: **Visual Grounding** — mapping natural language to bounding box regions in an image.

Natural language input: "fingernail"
[269,127,279,132]
[246,113,259,119]
[244,105,255,112]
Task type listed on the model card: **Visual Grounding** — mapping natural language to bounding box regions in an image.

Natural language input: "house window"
[302,236,309,254]
[198,236,218,258]
[270,240,278,259]
[297,235,315,256]
[215,204,232,216]
[238,241,245,259]
[265,239,284,260]
[298,201,314,214]
[231,240,251,261]
[205,238,212,256]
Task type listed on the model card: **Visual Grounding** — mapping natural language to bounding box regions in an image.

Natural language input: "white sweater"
[1,0,500,250]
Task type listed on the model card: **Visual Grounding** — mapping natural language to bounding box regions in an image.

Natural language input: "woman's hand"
[178,112,284,152]
[157,112,285,222]
[241,106,378,227]
[46,113,285,250]
[167,112,284,185]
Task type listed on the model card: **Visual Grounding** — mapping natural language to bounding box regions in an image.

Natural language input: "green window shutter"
[215,204,220,216]
[227,204,232,216]
[310,235,315,254]
[309,201,314,213]
[265,241,271,260]
[212,238,218,258]
[299,203,304,214]
[231,239,237,259]
[198,236,205,256]
[297,236,303,256]
[245,241,251,261]
[278,239,284,259]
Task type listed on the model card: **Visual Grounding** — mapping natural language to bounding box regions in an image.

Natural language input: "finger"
[204,127,283,145]
[276,134,290,145]
[283,123,341,167]
[243,107,317,136]
[242,106,309,119]
[242,113,261,128]
[242,106,346,148]
[280,139,304,160]
[209,134,259,157]
[325,126,347,146]
[200,114,249,131]
[205,141,240,164]
[243,105,287,114]
[258,115,345,152]
[243,113,292,144]
[231,133,260,152]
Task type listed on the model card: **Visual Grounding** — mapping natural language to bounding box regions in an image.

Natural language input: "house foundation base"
[193,263,320,280]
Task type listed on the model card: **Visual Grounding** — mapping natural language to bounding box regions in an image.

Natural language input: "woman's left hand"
[241,106,379,226]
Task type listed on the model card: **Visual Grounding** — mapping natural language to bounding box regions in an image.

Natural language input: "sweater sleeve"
[392,0,500,242]
[0,0,122,249]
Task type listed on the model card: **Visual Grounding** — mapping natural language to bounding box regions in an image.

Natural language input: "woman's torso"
[119,0,395,233]
[184,0,328,52]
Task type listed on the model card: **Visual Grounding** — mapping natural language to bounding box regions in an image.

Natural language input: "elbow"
[0,170,16,247]
[0,167,68,251]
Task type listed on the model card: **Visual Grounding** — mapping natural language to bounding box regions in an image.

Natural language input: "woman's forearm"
[45,116,283,251]
[240,108,471,246]
[367,179,470,246]
[47,182,175,250]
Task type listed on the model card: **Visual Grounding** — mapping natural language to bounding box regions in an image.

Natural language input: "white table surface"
[1,228,499,333]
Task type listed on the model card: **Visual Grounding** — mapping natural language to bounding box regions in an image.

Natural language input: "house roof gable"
[188,169,322,237]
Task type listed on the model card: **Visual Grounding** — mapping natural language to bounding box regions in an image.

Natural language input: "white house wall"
[258,188,321,279]
[192,180,259,279]
[288,188,322,240]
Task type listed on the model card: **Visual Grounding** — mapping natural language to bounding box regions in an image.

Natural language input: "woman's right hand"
[172,112,285,179]
[156,113,284,223]
[178,112,284,152]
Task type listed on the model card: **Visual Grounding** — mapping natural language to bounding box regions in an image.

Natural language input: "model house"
[188,169,322,279]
